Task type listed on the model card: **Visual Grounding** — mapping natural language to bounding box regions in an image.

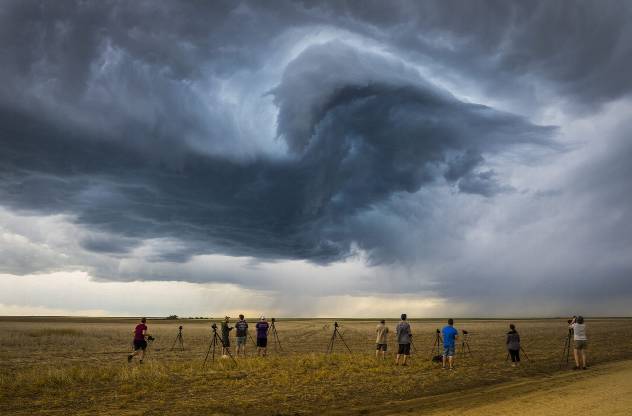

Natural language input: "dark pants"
[509,348,520,362]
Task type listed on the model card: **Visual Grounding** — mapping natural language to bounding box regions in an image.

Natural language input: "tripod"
[459,330,473,358]
[171,326,184,351]
[203,324,236,367]
[142,336,156,362]
[430,329,443,361]
[559,327,574,368]
[326,321,352,353]
[248,332,257,348]
[269,318,283,352]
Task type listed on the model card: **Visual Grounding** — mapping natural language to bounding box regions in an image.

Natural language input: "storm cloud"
[1,0,631,315]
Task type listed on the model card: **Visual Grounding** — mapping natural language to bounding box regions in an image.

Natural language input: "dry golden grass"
[1,317,632,415]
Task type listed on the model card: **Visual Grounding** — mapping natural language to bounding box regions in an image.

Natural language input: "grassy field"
[1,317,632,415]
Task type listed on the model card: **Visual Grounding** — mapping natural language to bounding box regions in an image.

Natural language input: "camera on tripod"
[179,325,183,330]
[334,321,339,328]
[147,335,155,341]
[271,317,276,323]
[211,323,217,330]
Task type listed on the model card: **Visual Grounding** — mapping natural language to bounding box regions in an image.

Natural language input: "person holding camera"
[221,316,233,356]
[255,316,270,357]
[506,323,521,367]
[442,318,458,370]
[570,316,588,370]
[375,319,389,360]
[235,314,249,357]
[395,314,412,366]
[128,317,152,364]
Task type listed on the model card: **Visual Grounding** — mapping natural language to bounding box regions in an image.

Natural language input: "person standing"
[395,314,412,366]
[442,318,458,370]
[375,319,389,360]
[221,316,233,356]
[128,317,151,364]
[235,314,249,357]
[255,316,270,357]
[570,316,588,370]
[506,323,521,367]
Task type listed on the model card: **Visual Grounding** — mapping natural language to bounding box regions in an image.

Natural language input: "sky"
[1,0,631,318]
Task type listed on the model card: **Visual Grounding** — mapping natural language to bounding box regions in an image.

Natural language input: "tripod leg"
[217,333,238,365]
[273,327,283,351]
[203,336,214,368]
[326,331,336,353]
[171,334,179,351]
[521,346,530,361]
[336,329,352,353]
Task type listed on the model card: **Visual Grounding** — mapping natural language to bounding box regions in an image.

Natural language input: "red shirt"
[134,323,147,341]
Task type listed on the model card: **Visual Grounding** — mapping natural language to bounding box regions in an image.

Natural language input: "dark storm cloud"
[313,0,632,109]
[0,34,554,265]
[1,0,630,316]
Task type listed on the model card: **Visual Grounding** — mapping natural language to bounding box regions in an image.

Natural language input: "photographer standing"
[442,318,458,370]
[235,314,249,357]
[221,316,233,356]
[506,323,521,367]
[375,319,389,360]
[395,314,412,366]
[570,316,588,370]
[256,316,270,357]
[128,317,151,364]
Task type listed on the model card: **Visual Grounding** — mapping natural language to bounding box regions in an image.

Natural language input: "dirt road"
[338,361,632,416]
[376,360,632,415]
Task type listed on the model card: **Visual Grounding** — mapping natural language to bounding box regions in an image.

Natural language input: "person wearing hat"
[255,316,270,357]
[221,316,233,356]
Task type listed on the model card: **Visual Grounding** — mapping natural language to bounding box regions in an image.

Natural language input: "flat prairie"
[1,317,631,415]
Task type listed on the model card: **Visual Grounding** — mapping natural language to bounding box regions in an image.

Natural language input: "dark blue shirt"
[442,325,458,347]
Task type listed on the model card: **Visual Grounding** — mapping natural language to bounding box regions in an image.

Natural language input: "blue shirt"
[442,325,458,347]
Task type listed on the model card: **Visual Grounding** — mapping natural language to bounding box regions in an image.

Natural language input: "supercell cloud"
[0,0,631,316]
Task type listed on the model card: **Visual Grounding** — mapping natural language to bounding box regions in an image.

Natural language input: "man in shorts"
[395,314,412,366]
[255,316,270,357]
[128,317,151,364]
[235,314,249,357]
[570,315,588,370]
[442,318,458,370]
[375,319,389,359]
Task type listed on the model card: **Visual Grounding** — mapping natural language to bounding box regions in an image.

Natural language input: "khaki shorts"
[574,340,588,350]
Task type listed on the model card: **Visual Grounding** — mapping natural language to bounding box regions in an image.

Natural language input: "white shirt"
[571,323,587,341]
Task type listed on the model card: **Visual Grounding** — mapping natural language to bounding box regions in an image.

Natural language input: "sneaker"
[127,355,133,363]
